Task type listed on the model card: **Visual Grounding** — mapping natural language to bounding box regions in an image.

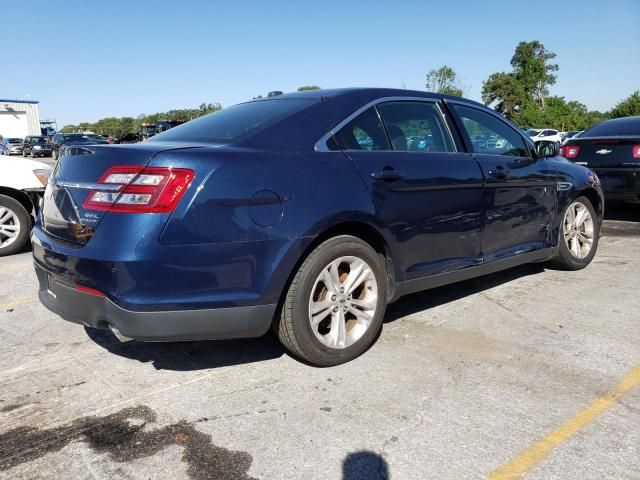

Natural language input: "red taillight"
[633,145,640,159]
[75,284,106,297]
[83,166,194,213]
[562,145,580,159]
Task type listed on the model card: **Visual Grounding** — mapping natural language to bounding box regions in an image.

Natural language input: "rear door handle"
[488,165,509,179]
[371,168,404,182]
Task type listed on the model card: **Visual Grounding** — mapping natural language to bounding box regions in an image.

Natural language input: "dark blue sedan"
[33,88,604,366]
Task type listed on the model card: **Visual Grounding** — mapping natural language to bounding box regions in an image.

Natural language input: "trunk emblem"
[595,149,612,155]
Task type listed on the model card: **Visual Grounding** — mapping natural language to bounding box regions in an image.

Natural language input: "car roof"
[267,87,487,107]
[236,87,498,150]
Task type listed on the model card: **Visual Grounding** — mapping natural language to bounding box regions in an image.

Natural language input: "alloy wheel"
[0,207,21,249]
[308,256,378,349]
[563,201,594,259]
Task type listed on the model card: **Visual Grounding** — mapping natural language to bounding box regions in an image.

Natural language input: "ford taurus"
[33,88,604,366]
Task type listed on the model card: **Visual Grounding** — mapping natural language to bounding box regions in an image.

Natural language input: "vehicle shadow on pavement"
[385,263,544,324]
[85,327,285,371]
[342,451,389,480]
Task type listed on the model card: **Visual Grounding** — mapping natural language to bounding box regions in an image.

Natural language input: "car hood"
[0,156,52,190]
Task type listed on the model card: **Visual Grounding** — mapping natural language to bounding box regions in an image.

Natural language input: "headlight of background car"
[33,169,51,187]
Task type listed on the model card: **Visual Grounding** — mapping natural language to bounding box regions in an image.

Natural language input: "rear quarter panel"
[155,148,378,244]
[153,148,390,302]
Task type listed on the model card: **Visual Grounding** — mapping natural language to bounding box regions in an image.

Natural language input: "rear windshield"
[583,117,640,137]
[149,99,313,144]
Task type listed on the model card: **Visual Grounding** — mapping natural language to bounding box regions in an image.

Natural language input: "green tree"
[59,102,222,138]
[482,40,607,130]
[297,85,321,91]
[425,66,463,96]
[510,41,558,108]
[482,72,528,118]
[609,91,640,118]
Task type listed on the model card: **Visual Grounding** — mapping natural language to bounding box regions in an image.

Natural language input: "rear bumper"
[35,263,276,341]
[592,167,640,202]
[604,192,640,203]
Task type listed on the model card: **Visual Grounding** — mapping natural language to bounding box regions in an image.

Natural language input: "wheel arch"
[575,186,604,222]
[0,187,35,218]
[272,220,399,329]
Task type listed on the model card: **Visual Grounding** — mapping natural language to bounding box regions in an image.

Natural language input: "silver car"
[7,138,23,155]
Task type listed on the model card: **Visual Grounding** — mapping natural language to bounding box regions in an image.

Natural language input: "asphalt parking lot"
[0,207,639,480]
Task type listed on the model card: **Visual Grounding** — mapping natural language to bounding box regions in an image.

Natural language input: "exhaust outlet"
[109,325,133,343]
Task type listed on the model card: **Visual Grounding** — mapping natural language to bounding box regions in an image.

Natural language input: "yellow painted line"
[488,364,640,480]
[0,297,37,310]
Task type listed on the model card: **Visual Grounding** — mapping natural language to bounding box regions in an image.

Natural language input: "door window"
[377,101,455,152]
[452,105,528,157]
[330,107,390,151]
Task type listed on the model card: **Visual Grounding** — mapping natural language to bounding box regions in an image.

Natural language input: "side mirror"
[535,140,559,158]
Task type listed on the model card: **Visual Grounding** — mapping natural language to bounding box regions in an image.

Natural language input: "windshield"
[149,99,313,144]
[8,138,22,143]
[525,129,541,136]
[33,137,48,143]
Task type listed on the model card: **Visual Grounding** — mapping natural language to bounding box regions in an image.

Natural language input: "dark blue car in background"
[33,88,604,366]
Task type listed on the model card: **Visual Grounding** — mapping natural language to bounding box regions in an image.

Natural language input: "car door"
[446,102,557,262]
[329,99,485,280]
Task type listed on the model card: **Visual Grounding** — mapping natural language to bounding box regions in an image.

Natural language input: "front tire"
[275,235,388,366]
[546,196,599,270]
[0,195,31,257]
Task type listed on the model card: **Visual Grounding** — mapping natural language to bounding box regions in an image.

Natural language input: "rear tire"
[275,235,388,366]
[546,196,599,270]
[0,195,31,257]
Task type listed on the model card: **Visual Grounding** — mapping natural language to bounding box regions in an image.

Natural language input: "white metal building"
[0,99,41,138]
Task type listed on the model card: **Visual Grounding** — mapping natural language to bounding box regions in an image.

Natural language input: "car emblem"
[595,149,612,155]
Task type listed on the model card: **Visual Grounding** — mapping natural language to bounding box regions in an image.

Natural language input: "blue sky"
[3,0,639,127]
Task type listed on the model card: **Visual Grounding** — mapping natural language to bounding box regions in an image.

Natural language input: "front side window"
[377,101,455,152]
[332,107,390,151]
[452,105,528,157]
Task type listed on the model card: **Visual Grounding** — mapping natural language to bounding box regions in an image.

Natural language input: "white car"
[525,128,562,144]
[0,155,52,256]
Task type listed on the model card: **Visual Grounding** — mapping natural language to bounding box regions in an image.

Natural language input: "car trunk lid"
[566,137,640,168]
[565,137,640,193]
[42,142,200,245]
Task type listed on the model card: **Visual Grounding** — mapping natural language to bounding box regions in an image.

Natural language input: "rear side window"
[452,105,528,157]
[377,101,455,152]
[149,99,313,144]
[331,107,390,151]
[583,117,640,137]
